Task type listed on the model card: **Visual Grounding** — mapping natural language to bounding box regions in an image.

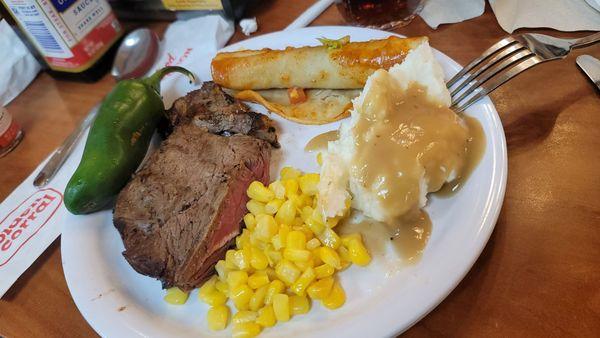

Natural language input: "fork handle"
[572,32,600,49]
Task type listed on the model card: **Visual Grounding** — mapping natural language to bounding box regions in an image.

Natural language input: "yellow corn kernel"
[314,264,335,279]
[286,230,306,250]
[264,199,283,215]
[271,234,284,250]
[297,225,315,240]
[345,237,371,266]
[306,216,325,235]
[290,295,310,315]
[264,267,277,281]
[264,280,285,305]
[306,238,321,250]
[233,310,258,324]
[275,200,296,225]
[283,248,311,262]
[236,229,251,250]
[326,216,341,228]
[255,214,278,241]
[312,249,324,266]
[275,259,301,285]
[249,284,268,311]
[231,284,253,311]
[243,214,257,230]
[318,246,342,269]
[200,289,227,306]
[227,270,248,289]
[280,166,301,180]
[301,206,314,222]
[256,305,276,328]
[278,224,290,247]
[306,277,334,300]
[207,305,229,331]
[317,227,341,249]
[316,152,323,166]
[246,200,266,216]
[215,280,229,296]
[199,275,217,296]
[163,287,188,305]
[265,248,282,267]
[337,245,352,266]
[298,173,320,196]
[250,247,269,270]
[291,267,316,296]
[233,248,251,271]
[287,193,303,209]
[272,294,290,322]
[225,249,237,270]
[248,272,270,289]
[247,181,274,203]
[294,258,315,271]
[322,281,346,310]
[268,181,286,200]
[215,260,228,281]
[293,216,305,227]
[232,322,261,338]
[283,179,299,198]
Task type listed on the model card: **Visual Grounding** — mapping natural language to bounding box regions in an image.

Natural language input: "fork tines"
[447,36,541,113]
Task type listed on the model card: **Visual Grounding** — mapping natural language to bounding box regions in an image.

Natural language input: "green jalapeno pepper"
[64,66,195,215]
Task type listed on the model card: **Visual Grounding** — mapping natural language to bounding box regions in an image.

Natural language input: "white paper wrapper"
[490,0,600,33]
[0,15,233,299]
[420,0,485,29]
[0,20,41,106]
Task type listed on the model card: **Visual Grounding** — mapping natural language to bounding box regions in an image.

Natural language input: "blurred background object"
[0,107,23,158]
[0,0,123,82]
[108,0,255,21]
[335,0,424,30]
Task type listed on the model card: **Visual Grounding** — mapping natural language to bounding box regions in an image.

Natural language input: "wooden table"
[1,2,599,337]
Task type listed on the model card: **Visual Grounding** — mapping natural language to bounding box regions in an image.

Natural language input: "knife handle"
[33,104,100,188]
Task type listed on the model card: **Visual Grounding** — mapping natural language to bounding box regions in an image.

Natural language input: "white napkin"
[0,15,233,299]
[0,20,41,106]
[420,0,485,29]
[489,0,600,33]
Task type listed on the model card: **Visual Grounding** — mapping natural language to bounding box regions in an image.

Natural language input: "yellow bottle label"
[162,0,223,11]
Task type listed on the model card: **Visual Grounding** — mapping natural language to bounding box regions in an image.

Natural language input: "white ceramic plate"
[585,0,600,12]
[62,26,507,338]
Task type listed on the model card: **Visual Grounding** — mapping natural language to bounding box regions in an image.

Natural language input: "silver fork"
[448,32,600,113]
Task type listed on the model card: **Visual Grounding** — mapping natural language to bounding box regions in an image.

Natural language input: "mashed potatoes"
[318,41,470,224]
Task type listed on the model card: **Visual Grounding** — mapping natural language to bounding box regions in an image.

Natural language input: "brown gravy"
[304,130,339,152]
[338,210,432,263]
[436,116,486,197]
[351,77,470,223]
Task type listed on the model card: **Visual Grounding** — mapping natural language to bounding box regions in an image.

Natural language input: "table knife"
[576,55,600,91]
[33,104,99,188]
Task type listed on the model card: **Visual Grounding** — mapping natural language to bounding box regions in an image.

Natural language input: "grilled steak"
[164,82,279,147]
[114,83,277,290]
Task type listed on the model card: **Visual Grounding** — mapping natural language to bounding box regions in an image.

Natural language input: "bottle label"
[161,0,223,11]
[1,0,122,72]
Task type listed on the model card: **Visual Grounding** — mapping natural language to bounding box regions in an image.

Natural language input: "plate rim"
[61,25,508,338]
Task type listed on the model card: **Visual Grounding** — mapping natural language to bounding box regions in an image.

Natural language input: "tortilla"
[212,36,427,90]
[235,89,361,125]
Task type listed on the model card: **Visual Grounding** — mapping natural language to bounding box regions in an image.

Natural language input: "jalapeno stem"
[143,66,196,95]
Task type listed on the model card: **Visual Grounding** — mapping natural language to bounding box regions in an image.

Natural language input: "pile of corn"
[164,167,371,337]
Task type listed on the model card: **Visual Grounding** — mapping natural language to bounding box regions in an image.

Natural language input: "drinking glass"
[336,0,425,30]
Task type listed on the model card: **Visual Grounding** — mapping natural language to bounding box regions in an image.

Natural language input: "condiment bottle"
[0,107,23,158]
[0,1,123,82]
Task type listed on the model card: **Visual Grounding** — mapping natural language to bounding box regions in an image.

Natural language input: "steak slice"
[165,81,279,148]
[114,123,270,290]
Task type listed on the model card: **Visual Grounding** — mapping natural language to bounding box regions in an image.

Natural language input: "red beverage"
[336,0,424,30]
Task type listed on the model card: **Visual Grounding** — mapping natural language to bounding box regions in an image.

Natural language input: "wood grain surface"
[1,1,599,337]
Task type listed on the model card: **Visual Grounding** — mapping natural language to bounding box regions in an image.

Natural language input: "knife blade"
[33,104,99,188]
[576,55,600,91]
